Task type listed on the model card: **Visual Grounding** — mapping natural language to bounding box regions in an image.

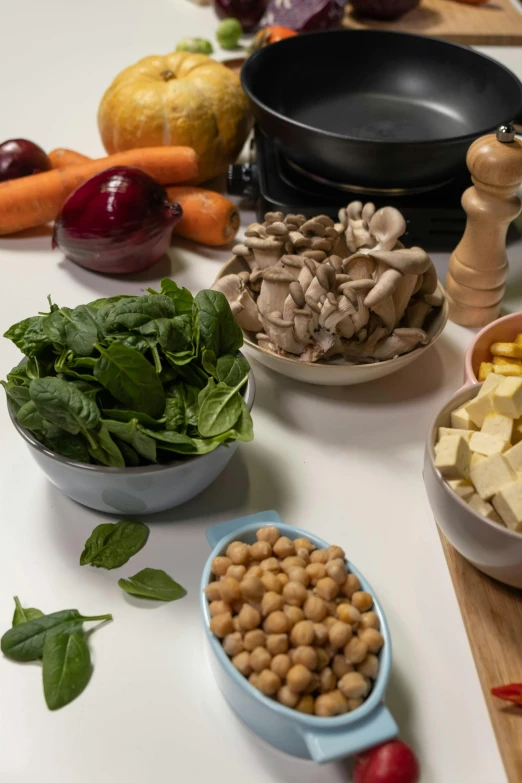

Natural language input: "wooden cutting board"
[439,532,522,783]
[343,0,522,45]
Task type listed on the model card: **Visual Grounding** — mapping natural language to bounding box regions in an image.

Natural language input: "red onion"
[0,139,51,182]
[214,0,268,31]
[354,740,420,783]
[263,0,345,31]
[52,167,182,275]
[350,0,419,20]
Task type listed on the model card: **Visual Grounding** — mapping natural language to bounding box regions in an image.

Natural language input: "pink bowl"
[464,311,522,385]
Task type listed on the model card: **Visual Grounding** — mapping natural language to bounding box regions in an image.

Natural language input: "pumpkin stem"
[161,70,176,81]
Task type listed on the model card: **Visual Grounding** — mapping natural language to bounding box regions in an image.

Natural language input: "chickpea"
[357,654,380,680]
[256,525,280,546]
[240,576,265,602]
[310,549,328,564]
[344,637,369,665]
[231,599,244,614]
[266,633,289,655]
[303,595,327,622]
[283,581,308,607]
[238,604,262,632]
[323,643,338,663]
[336,603,361,626]
[219,577,242,604]
[243,629,266,652]
[263,610,289,634]
[249,672,260,689]
[249,540,272,561]
[287,664,313,694]
[246,565,263,579]
[326,545,345,562]
[262,572,282,594]
[261,591,284,617]
[319,666,336,693]
[277,685,300,709]
[257,669,281,697]
[223,632,244,657]
[348,697,363,711]
[226,564,246,581]
[315,647,331,672]
[287,567,309,587]
[232,650,252,676]
[294,537,315,553]
[304,673,321,695]
[323,616,338,630]
[306,563,327,586]
[284,605,305,628]
[296,549,310,564]
[260,557,281,574]
[290,620,315,647]
[210,613,234,638]
[315,690,348,717]
[351,592,373,613]
[233,617,241,632]
[204,582,222,602]
[296,695,315,714]
[325,601,338,616]
[340,573,360,599]
[211,556,232,577]
[293,645,317,670]
[209,600,232,617]
[250,646,272,673]
[326,558,347,586]
[271,653,291,679]
[226,541,250,566]
[281,556,306,573]
[313,624,329,647]
[359,611,380,631]
[358,628,384,654]
[315,577,339,601]
[328,621,353,650]
[278,573,289,588]
[332,654,354,680]
[338,672,370,699]
[273,536,296,559]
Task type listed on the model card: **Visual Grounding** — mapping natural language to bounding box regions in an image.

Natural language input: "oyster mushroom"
[371,328,428,360]
[368,207,406,251]
[257,265,295,316]
[407,301,433,329]
[263,312,304,355]
[212,274,263,332]
[244,236,284,269]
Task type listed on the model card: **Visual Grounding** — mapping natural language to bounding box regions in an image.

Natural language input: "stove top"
[228,129,470,252]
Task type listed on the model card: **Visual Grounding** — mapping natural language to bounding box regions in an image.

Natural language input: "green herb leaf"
[102,418,157,463]
[156,279,194,316]
[231,396,254,442]
[216,354,250,387]
[202,349,218,379]
[16,400,44,430]
[118,568,186,601]
[164,383,199,432]
[87,424,125,467]
[12,597,44,627]
[29,377,100,436]
[80,520,149,570]
[101,408,162,429]
[42,632,92,711]
[198,380,246,437]
[198,377,216,409]
[4,316,50,356]
[195,290,243,357]
[94,343,165,418]
[1,609,112,662]
[139,429,199,454]
[104,295,175,332]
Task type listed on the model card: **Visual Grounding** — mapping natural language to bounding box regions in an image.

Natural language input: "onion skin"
[52,166,182,275]
[0,139,51,182]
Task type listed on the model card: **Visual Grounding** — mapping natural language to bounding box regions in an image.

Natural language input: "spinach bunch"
[2,281,253,467]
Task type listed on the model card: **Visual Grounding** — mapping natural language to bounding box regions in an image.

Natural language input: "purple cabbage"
[263,0,345,31]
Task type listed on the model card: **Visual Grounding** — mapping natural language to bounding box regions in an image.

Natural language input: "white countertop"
[1,2,522,781]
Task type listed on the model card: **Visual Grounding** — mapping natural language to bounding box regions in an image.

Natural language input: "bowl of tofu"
[465,311,522,384]
[424,373,522,588]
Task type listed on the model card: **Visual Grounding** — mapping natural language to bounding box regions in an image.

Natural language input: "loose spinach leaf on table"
[80,520,149,569]
[12,597,44,627]
[42,632,92,711]
[87,424,125,468]
[29,377,100,438]
[195,290,243,357]
[118,568,186,602]
[94,343,165,418]
[102,418,157,463]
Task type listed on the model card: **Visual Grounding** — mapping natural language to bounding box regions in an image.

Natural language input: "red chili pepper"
[491,684,522,706]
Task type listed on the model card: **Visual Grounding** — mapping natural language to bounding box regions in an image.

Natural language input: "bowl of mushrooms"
[213,203,448,386]
[200,511,396,764]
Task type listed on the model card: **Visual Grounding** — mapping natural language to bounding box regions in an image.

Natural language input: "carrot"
[0,147,198,236]
[167,186,240,246]
[49,148,91,168]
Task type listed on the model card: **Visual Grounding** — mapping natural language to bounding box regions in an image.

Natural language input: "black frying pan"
[241,30,522,193]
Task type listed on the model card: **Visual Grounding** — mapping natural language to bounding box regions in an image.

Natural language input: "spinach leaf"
[139,315,192,353]
[87,424,125,467]
[198,379,247,437]
[42,632,92,711]
[80,520,149,569]
[155,279,194,316]
[105,333,152,354]
[230,397,254,442]
[29,377,100,438]
[6,365,30,386]
[139,429,199,454]
[174,362,208,389]
[1,609,112,662]
[104,295,175,332]
[88,295,133,310]
[164,384,199,433]
[2,381,31,408]
[26,352,55,380]
[46,433,91,463]
[101,408,162,429]
[69,380,101,399]
[202,349,218,379]
[216,354,250,387]
[114,438,140,467]
[94,343,165,418]
[4,316,50,356]
[12,597,44,627]
[118,568,186,602]
[17,400,45,430]
[102,418,157,463]
[195,290,243,357]
[198,377,216,409]
[42,310,67,344]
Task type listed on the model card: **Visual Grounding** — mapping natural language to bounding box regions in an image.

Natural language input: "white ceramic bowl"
[215,257,448,386]
[423,383,522,588]
[464,311,522,385]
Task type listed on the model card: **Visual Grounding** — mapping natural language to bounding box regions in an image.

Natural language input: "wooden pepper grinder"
[446,124,522,328]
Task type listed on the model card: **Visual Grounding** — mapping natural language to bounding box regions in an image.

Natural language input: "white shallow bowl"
[215,257,448,386]
[423,383,522,588]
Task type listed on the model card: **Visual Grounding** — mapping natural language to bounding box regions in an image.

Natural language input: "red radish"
[354,740,420,783]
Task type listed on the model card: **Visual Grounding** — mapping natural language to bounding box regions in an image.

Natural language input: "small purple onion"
[52,166,182,275]
[263,0,345,31]
[0,139,51,182]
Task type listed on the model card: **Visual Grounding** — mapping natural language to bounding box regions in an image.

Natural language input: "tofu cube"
[469,453,515,500]
[481,413,513,442]
[490,342,522,360]
[468,493,503,524]
[492,479,522,531]
[469,431,510,456]
[513,416,522,444]
[448,479,474,501]
[471,453,487,467]
[450,406,478,431]
[464,393,494,428]
[492,355,522,367]
[434,435,470,480]
[479,362,494,381]
[504,441,522,474]
[478,373,504,397]
[493,377,522,418]
[438,427,474,442]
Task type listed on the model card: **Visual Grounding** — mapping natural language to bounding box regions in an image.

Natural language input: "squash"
[97,53,251,184]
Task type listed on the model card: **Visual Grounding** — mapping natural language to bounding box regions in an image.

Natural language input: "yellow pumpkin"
[98,53,251,183]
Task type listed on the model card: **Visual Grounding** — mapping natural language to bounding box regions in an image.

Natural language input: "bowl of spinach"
[2,280,255,514]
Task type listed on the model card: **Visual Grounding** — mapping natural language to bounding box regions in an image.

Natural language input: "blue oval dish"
[200,510,397,764]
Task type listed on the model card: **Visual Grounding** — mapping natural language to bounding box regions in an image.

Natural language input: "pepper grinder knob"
[446,124,522,327]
